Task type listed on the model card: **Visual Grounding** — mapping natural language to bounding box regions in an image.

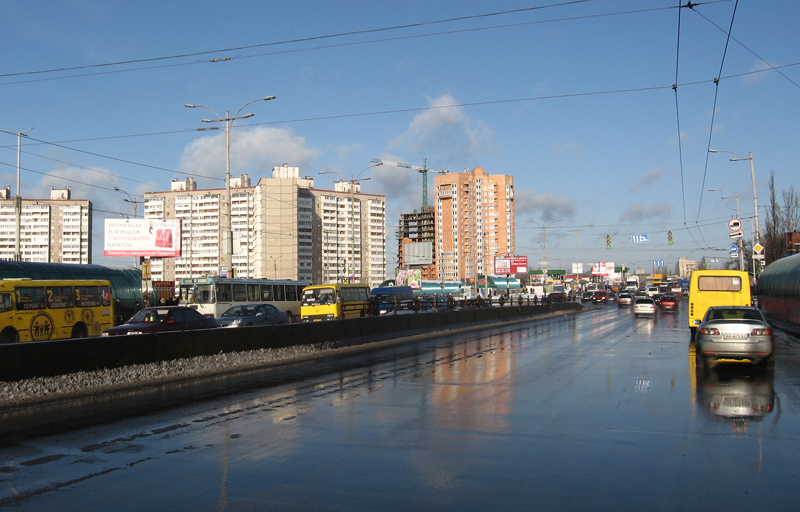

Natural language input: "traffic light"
[606,235,611,249]
[668,231,673,245]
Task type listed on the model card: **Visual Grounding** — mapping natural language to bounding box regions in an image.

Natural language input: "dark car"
[695,306,774,368]
[102,306,217,336]
[581,291,594,303]
[659,294,679,312]
[216,303,288,327]
[592,290,609,304]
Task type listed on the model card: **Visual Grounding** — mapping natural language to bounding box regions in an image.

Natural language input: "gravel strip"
[0,344,331,408]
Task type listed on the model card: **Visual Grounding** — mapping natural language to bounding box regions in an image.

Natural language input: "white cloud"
[388,95,494,163]
[178,127,322,187]
[619,201,673,222]
[514,189,576,223]
[629,167,676,192]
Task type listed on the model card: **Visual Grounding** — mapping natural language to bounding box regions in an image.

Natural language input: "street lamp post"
[1,127,33,261]
[709,149,760,276]
[319,163,382,283]
[269,255,282,279]
[526,219,563,289]
[185,96,275,275]
[709,188,744,271]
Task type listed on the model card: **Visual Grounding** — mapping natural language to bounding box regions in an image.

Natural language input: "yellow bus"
[687,270,751,336]
[0,279,113,343]
[300,283,371,322]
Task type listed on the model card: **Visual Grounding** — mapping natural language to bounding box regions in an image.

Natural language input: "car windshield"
[129,308,170,323]
[221,306,257,317]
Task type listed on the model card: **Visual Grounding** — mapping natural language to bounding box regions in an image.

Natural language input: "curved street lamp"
[319,163,383,283]
[709,149,760,276]
[185,96,275,271]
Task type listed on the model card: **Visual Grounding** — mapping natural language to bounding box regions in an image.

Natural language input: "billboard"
[104,219,181,257]
[494,256,529,274]
[404,241,433,266]
[591,261,615,276]
[395,268,422,289]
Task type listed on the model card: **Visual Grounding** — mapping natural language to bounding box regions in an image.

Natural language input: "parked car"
[617,292,634,307]
[695,306,774,367]
[659,294,679,312]
[216,303,288,327]
[633,297,656,317]
[592,290,609,304]
[102,306,217,336]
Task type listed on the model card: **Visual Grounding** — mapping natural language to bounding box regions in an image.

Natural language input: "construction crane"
[370,158,448,208]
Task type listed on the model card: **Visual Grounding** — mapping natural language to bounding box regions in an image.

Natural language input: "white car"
[633,297,656,317]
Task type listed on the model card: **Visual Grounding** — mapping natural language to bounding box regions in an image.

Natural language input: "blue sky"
[1,0,798,273]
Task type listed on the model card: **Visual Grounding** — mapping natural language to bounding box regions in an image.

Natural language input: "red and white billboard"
[591,261,615,276]
[494,256,529,274]
[104,219,181,257]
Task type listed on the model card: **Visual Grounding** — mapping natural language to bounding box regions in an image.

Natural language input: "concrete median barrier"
[0,302,583,382]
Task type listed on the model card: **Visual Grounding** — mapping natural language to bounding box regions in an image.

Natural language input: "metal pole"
[1,128,33,261]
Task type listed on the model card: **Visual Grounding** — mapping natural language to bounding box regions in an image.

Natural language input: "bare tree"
[764,171,784,265]
[783,186,800,232]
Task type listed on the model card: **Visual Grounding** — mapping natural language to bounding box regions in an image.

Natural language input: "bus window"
[16,287,46,310]
[698,276,741,292]
[215,284,232,303]
[274,285,285,301]
[286,285,298,302]
[233,284,247,302]
[0,293,12,313]
[261,285,273,301]
[75,286,102,308]
[46,286,76,309]
[247,284,260,302]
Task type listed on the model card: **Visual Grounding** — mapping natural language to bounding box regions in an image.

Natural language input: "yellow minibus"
[687,270,751,336]
[0,279,113,343]
[300,283,371,322]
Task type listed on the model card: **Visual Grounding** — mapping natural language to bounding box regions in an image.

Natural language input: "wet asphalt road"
[3,303,800,511]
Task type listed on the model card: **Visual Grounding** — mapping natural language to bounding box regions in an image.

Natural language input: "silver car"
[216,303,288,328]
[633,297,656,317]
[695,306,774,367]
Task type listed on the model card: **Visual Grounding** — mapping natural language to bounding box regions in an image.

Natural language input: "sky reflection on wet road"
[3,304,800,511]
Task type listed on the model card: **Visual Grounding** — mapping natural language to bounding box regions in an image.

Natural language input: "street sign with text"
[632,234,649,244]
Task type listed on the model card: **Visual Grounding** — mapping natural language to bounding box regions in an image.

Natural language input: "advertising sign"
[494,256,529,274]
[591,261,615,276]
[395,268,422,289]
[104,219,181,257]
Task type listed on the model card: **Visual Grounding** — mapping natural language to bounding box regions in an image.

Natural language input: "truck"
[625,276,640,291]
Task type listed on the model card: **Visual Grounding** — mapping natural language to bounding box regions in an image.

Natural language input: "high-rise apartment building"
[434,166,514,281]
[310,181,386,288]
[144,165,386,288]
[0,187,92,263]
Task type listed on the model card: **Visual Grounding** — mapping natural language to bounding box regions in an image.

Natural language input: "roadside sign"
[632,234,649,244]
[729,231,744,239]
[653,260,664,266]
[753,243,764,254]
[754,254,765,260]
[728,218,742,232]
[729,244,739,254]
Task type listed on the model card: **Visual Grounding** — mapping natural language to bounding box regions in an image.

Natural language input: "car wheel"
[71,324,88,338]
[760,354,776,369]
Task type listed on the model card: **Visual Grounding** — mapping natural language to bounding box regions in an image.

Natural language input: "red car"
[659,294,679,312]
[592,290,609,304]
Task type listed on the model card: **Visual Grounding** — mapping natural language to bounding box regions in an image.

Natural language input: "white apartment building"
[310,182,386,288]
[144,166,386,287]
[0,187,92,263]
